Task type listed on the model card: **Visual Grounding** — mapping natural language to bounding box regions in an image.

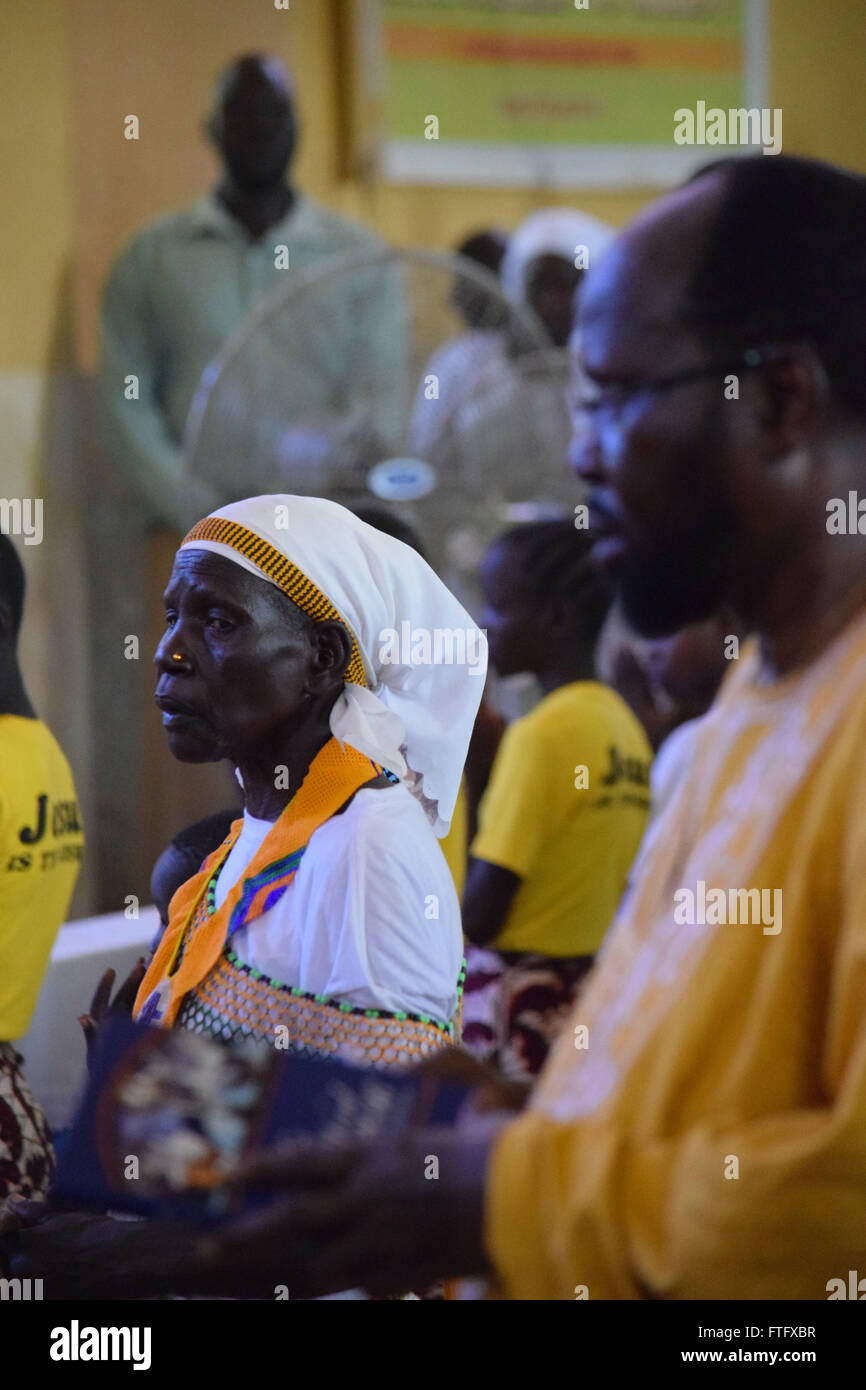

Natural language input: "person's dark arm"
[201,1125,505,1300]
[461,856,521,948]
[0,1203,202,1300]
[463,700,506,845]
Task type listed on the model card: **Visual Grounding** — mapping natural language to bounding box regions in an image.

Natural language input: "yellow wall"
[3,0,866,377]
[0,0,74,374]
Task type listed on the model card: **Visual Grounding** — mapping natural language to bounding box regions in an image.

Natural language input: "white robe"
[214,784,462,1024]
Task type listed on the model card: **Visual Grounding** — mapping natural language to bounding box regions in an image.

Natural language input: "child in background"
[598,605,740,820]
[462,522,652,1080]
[150,810,240,948]
[643,614,738,820]
[78,810,240,1056]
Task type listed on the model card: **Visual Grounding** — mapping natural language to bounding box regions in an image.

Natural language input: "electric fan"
[183,246,580,615]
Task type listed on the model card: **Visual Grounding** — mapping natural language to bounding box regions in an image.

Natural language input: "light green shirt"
[98,193,395,530]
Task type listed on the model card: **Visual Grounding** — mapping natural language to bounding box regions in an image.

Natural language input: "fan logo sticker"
[367,458,437,502]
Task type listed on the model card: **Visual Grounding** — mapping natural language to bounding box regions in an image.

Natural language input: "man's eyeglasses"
[570,344,797,424]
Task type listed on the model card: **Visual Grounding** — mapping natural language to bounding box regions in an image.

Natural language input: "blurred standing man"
[0,538,83,1200]
[93,54,392,908]
[179,154,866,1301]
[99,52,389,528]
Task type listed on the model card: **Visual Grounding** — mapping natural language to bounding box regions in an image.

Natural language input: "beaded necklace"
[192,769,466,1038]
[205,866,219,916]
[136,739,386,1029]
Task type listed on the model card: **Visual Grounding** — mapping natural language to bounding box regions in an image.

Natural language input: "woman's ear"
[307,621,352,693]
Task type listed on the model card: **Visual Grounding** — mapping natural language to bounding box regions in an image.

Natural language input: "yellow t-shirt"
[470,682,651,957]
[0,716,84,1039]
[486,613,866,1299]
[440,777,468,899]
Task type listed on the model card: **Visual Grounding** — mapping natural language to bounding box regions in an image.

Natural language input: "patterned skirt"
[0,1043,55,1201]
[461,946,594,1082]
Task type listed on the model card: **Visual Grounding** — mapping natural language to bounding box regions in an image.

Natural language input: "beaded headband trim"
[183,516,368,689]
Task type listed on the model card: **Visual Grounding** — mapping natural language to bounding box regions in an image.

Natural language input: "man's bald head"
[581,154,866,425]
[570,154,866,641]
[578,171,728,376]
[682,155,866,423]
[207,53,297,190]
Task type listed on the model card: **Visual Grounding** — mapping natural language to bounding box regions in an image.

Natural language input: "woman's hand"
[78,958,148,1058]
[197,1124,502,1299]
[198,1050,525,1299]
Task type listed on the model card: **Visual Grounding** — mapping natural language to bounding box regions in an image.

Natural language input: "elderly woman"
[0,494,485,1297]
[135,493,483,1061]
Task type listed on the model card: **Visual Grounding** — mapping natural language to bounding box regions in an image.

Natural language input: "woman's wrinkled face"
[153,551,316,764]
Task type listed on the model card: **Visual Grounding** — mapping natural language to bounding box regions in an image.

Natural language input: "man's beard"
[617,518,734,639]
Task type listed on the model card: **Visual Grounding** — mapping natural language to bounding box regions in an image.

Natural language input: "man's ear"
[754,349,830,456]
[307,621,352,693]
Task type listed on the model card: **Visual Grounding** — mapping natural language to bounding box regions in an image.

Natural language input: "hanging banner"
[376,0,769,188]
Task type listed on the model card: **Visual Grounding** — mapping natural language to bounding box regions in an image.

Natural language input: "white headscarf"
[500,207,616,305]
[179,495,486,836]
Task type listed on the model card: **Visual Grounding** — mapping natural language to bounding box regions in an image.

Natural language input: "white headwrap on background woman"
[500,206,616,306]
[180,494,486,836]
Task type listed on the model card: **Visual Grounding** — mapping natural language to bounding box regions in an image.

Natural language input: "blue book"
[54,1017,466,1224]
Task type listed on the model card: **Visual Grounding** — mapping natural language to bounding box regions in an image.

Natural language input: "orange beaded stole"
[134,738,390,1030]
[174,934,460,1066]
